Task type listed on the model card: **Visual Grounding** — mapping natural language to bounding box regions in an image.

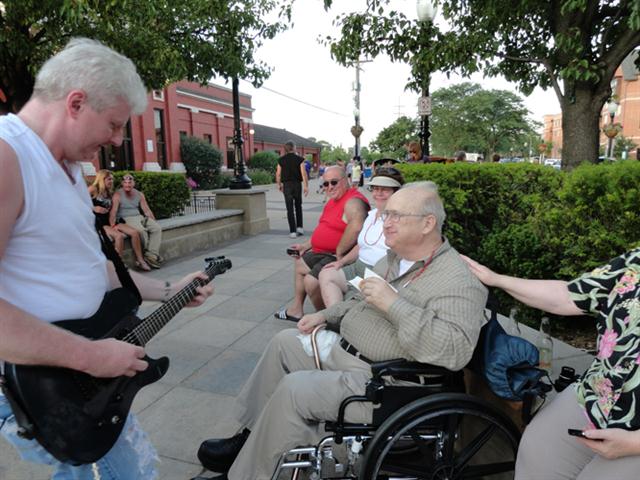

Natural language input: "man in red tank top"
[275,166,369,321]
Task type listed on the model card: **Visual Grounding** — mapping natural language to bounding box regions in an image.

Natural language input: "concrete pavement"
[0,182,593,479]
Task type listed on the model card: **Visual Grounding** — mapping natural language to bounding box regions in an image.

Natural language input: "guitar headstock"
[204,256,232,279]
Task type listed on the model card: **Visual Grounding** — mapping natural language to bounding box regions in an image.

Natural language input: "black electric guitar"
[2,256,231,465]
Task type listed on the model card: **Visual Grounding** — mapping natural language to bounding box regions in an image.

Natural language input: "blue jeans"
[0,394,158,479]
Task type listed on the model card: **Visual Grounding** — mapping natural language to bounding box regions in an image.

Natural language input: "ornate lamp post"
[416,0,437,159]
[229,77,252,189]
[603,99,620,160]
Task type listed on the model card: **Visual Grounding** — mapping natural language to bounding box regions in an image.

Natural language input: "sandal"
[135,260,152,271]
[274,308,301,322]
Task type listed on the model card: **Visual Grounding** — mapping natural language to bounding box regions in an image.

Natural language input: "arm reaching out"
[461,255,583,316]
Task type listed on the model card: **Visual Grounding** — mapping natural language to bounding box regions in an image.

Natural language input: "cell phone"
[286,248,300,257]
[567,429,587,438]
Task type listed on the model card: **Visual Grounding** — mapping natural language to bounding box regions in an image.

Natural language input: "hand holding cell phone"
[286,247,300,257]
[568,429,587,438]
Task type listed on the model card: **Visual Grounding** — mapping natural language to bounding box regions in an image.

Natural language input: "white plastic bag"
[297,329,341,363]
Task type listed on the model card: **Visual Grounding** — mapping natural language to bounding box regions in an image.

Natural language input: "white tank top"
[357,208,388,266]
[0,114,109,322]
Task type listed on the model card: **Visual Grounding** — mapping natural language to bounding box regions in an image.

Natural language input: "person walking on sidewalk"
[276,141,308,239]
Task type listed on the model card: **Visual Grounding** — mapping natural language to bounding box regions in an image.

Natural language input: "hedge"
[180,136,222,189]
[248,151,279,173]
[112,171,190,219]
[397,161,640,331]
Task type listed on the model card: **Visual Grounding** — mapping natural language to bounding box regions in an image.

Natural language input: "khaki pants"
[123,215,162,259]
[228,329,373,480]
[516,386,640,479]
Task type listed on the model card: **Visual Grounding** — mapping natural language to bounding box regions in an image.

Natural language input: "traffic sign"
[417,96,431,115]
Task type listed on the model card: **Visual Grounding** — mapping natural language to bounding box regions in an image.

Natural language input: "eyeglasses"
[322,179,341,187]
[381,210,428,223]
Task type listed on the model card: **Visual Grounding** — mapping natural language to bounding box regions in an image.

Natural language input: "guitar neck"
[131,259,229,345]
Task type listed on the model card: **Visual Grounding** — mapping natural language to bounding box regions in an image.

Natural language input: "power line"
[241,80,348,117]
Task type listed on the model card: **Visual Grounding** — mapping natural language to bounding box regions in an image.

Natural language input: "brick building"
[252,123,322,168]
[542,51,640,160]
[93,80,321,174]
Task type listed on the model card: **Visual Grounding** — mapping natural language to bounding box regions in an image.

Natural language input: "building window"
[152,89,164,101]
[179,130,188,140]
[99,121,134,171]
[154,109,167,169]
[204,133,212,144]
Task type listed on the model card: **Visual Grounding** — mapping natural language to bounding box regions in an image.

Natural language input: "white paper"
[348,268,398,293]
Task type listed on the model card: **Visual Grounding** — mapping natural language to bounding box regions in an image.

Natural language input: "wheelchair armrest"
[371,358,454,380]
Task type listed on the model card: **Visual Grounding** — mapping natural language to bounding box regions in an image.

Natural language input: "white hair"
[33,38,148,114]
[402,181,446,233]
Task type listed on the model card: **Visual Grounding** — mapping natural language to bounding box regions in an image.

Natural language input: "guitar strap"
[95,218,142,305]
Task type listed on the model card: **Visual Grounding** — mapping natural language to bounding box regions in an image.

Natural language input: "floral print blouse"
[567,248,640,430]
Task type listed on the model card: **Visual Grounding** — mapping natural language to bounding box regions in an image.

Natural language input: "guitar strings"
[121,262,224,345]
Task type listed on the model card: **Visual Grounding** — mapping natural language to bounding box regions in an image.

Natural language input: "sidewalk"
[0,183,593,479]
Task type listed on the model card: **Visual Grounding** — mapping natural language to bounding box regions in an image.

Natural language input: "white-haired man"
[197,182,487,480]
[0,38,214,478]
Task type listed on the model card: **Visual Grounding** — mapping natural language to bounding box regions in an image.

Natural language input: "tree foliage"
[319,142,350,164]
[324,0,640,169]
[0,0,293,112]
[369,115,418,159]
[430,82,538,158]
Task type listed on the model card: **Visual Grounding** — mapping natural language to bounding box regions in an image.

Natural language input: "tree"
[430,83,538,158]
[0,0,293,113]
[324,0,640,170]
[613,135,639,160]
[319,142,350,164]
[369,115,418,159]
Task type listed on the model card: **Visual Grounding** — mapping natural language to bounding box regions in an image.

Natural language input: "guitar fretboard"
[122,259,230,345]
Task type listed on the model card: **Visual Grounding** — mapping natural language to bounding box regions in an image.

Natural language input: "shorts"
[302,251,337,278]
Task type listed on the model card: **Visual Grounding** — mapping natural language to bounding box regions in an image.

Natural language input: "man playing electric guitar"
[0,38,214,479]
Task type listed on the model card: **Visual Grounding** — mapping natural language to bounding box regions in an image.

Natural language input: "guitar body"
[3,288,169,465]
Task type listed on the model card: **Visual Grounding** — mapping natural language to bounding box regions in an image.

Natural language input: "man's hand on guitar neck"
[80,338,148,378]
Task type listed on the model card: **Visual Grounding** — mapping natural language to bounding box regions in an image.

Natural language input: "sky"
[221,1,562,149]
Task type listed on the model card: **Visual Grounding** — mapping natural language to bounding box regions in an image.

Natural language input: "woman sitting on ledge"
[89,170,151,271]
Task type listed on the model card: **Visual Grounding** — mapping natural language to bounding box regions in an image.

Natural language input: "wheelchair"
[270,302,564,480]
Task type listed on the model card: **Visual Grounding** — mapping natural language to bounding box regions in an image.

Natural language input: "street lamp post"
[604,99,619,160]
[229,77,252,190]
[416,0,437,160]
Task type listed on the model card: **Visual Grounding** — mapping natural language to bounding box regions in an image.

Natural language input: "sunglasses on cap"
[322,179,342,187]
[375,167,401,175]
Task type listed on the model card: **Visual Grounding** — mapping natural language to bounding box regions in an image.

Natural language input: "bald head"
[398,182,446,233]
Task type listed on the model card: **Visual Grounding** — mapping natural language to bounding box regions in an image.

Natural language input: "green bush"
[113,171,190,219]
[248,151,279,173]
[397,161,640,332]
[180,136,222,189]
[248,168,275,185]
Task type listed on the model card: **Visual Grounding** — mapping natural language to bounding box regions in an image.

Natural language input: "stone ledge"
[121,209,244,266]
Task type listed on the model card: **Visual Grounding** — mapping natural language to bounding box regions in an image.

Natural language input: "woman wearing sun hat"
[317,167,405,307]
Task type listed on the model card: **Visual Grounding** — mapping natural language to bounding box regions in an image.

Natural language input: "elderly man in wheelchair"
[194,182,550,480]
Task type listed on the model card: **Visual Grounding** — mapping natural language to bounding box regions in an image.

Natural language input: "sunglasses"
[322,179,341,187]
[375,167,401,175]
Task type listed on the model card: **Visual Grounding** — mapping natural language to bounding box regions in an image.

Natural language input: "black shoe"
[197,429,250,473]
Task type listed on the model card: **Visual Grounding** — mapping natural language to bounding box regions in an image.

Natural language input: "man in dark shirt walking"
[276,141,309,238]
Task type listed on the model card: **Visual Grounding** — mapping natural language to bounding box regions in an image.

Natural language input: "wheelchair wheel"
[359,393,520,480]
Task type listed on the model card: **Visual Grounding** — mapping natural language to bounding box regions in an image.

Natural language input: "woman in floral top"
[463,250,640,479]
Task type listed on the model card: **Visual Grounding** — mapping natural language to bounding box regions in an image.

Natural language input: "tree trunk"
[560,84,609,170]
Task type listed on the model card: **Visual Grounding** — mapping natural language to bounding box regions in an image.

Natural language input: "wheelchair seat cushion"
[470,314,545,401]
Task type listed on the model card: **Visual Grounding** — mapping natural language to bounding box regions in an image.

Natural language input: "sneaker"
[296,228,304,236]
[289,232,297,239]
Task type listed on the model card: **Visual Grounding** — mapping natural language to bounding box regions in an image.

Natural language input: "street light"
[416,0,437,160]
[604,99,619,160]
[229,77,252,190]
